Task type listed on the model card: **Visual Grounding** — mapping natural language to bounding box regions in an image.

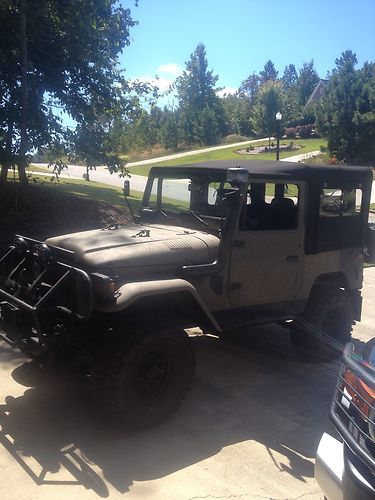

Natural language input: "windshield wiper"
[185,210,208,227]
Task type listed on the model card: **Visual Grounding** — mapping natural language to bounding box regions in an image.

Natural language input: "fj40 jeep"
[0,160,373,427]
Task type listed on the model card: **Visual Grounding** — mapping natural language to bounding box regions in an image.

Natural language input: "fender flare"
[96,278,222,332]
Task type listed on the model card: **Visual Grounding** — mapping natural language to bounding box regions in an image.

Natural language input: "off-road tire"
[290,287,352,360]
[92,323,195,428]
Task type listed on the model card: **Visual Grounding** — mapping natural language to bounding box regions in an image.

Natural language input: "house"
[306,79,328,106]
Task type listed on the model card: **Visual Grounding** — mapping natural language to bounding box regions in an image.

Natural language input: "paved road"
[0,268,374,500]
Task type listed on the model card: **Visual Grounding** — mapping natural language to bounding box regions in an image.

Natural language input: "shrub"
[297,124,314,139]
[284,127,297,139]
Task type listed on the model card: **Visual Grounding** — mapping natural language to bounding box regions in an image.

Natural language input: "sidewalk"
[281,150,321,162]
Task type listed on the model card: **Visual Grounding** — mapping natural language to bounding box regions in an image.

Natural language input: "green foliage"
[221,94,252,137]
[0,0,150,185]
[71,120,128,180]
[316,50,375,163]
[260,60,278,83]
[282,64,298,89]
[251,81,284,139]
[175,43,224,145]
[239,72,260,104]
[296,60,320,107]
[160,111,179,150]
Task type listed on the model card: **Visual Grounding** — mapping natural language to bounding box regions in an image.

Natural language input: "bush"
[297,124,314,139]
[284,127,297,139]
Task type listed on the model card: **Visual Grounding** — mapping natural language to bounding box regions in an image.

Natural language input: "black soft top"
[149,160,372,186]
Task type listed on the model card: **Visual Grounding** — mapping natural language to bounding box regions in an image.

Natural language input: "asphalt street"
[0,268,374,500]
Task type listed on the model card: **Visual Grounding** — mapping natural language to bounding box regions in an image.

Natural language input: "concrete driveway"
[1,269,374,500]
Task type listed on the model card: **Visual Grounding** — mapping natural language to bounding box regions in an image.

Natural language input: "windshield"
[141,171,237,228]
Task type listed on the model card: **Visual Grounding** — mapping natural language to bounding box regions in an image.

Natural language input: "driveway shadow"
[0,325,340,496]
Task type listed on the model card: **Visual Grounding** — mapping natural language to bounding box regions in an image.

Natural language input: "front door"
[229,180,304,307]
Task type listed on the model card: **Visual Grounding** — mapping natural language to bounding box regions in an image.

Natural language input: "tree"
[296,60,320,107]
[251,81,284,145]
[282,64,298,90]
[175,43,224,144]
[260,60,278,84]
[316,50,375,163]
[353,62,375,162]
[239,72,261,104]
[221,94,252,136]
[160,111,179,150]
[71,106,131,181]
[0,0,143,185]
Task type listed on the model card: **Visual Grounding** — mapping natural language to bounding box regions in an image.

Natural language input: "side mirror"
[123,180,130,197]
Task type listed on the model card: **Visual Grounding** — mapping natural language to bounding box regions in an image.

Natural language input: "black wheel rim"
[133,350,173,400]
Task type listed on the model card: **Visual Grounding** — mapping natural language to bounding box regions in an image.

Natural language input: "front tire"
[290,287,352,360]
[92,323,195,428]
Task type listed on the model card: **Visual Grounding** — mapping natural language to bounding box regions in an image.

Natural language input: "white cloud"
[134,74,174,93]
[216,87,237,98]
[157,63,183,77]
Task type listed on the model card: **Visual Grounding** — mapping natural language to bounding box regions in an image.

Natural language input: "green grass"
[128,138,327,177]
[28,164,50,172]
[8,176,190,212]
[25,176,143,209]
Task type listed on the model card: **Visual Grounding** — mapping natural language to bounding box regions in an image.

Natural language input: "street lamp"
[275,111,282,161]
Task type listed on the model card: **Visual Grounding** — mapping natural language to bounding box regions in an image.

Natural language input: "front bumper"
[315,432,344,500]
[315,434,375,500]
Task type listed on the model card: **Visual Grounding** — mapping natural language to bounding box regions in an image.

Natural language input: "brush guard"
[330,343,375,490]
[0,236,93,351]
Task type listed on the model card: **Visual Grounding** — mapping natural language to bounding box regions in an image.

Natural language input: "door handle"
[286,255,299,263]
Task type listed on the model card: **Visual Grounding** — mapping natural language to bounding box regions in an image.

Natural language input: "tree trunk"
[0,165,10,185]
[19,0,28,185]
[0,119,14,187]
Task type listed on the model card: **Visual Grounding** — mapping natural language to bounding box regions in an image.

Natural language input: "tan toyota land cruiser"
[0,160,373,427]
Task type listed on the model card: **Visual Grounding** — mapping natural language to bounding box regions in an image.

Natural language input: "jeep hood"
[45,224,220,274]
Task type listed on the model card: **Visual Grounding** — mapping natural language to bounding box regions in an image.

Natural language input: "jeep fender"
[96,278,222,332]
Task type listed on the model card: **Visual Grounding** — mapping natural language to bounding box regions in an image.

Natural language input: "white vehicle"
[315,341,375,499]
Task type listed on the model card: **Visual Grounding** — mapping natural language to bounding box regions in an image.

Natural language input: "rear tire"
[290,287,352,360]
[92,322,195,428]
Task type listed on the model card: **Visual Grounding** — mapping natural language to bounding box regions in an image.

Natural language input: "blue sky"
[120,0,375,105]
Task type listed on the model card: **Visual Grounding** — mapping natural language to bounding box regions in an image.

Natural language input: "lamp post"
[275,111,282,161]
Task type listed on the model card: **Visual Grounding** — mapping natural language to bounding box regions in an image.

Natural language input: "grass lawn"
[41,177,144,210]
[128,138,327,177]
[7,174,190,214]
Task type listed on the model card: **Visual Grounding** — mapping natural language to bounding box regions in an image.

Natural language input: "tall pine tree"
[175,43,224,144]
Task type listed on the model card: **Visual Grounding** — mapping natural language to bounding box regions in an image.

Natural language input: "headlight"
[35,243,53,267]
[13,236,28,257]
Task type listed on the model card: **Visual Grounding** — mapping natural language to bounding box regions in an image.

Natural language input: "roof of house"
[306,79,329,106]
